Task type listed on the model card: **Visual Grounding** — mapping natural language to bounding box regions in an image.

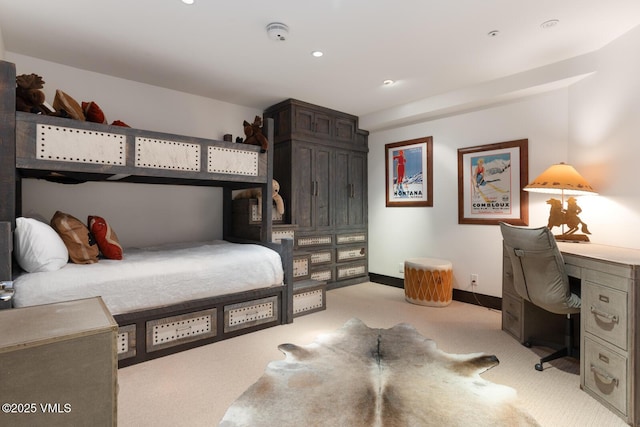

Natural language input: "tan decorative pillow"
[50,211,99,264]
[53,90,85,121]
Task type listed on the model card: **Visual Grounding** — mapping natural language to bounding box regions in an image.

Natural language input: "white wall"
[567,26,640,249]
[7,53,262,247]
[367,25,640,298]
[368,91,569,297]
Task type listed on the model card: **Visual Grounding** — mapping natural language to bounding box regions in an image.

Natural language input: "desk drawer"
[584,336,627,416]
[501,293,522,341]
[502,254,517,296]
[584,281,628,351]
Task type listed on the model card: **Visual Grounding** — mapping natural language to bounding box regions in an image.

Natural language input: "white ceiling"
[1,1,639,130]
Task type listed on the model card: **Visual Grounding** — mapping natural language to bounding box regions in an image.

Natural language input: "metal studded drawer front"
[311,267,334,282]
[272,228,295,244]
[224,296,279,333]
[296,235,332,247]
[337,262,367,279]
[250,202,284,223]
[336,233,367,244]
[310,249,333,265]
[293,289,325,316]
[293,255,311,280]
[146,309,217,352]
[117,324,136,360]
[337,245,366,262]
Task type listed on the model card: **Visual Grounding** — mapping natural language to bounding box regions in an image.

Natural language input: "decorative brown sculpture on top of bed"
[15,72,131,126]
[241,115,269,152]
[15,73,53,115]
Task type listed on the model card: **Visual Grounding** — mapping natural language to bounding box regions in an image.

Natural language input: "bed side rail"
[266,238,294,324]
[228,236,294,324]
[0,221,11,281]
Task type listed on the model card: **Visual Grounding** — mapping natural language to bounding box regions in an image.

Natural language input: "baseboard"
[369,273,404,288]
[368,273,502,311]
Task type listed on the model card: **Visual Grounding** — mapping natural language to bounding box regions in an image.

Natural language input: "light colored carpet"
[117,282,627,426]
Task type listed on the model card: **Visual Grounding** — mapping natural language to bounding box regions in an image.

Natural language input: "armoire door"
[292,143,332,231]
[334,150,367,229]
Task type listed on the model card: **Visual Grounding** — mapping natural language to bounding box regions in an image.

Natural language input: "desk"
[502,242,640,426]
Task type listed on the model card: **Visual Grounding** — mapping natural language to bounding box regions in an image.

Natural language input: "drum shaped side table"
[404,258,453,307]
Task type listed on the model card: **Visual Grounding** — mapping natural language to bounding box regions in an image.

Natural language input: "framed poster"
[385,137,433,207]
[457,139,528,225]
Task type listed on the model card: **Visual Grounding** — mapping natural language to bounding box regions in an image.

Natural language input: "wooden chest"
[0,297,118,426]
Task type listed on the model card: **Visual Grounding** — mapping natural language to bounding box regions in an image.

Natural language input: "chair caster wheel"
[524,342,532,348]
[535,363,544,371]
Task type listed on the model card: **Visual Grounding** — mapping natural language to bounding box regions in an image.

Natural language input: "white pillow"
[14,217,69,273]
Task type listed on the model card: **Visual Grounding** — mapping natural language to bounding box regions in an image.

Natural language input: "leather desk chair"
[500,222,581,371]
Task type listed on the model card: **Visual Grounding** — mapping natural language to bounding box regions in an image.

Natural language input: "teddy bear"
[234,179,285,215]
[15,73,53,115]
[242,115,269,153]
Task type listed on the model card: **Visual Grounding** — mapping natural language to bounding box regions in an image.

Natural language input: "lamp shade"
[524,162,597,196]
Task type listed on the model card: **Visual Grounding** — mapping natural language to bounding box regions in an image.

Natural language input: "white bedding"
[12,240,284,315]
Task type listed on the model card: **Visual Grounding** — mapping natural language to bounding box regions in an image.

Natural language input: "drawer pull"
[598,294,610,303]
[590,364,619,387]
[598,353,610,364]
[590,306,619,323]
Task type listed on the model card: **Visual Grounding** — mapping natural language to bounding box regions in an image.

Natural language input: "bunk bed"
[0,60,294,367]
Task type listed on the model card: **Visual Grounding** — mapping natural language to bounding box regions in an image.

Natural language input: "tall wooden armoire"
[264,99,369,289]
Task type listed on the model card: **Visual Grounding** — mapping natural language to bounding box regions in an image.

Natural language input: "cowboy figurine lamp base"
[546,196,591,242]
[524,162,598,243]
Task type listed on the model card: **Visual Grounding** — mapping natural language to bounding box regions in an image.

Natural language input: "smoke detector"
[266,22,289,41]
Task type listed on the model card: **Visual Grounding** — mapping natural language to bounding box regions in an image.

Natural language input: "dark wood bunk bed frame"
[0,60,294,367]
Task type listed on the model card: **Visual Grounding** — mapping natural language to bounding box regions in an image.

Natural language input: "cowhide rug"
[219,318,539,426]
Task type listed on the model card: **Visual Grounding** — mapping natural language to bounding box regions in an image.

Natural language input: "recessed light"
[541,19,559,29]
[181,0,194,4]
[383,79,395,86]
[311,51,324,57]
[487,30,500,37]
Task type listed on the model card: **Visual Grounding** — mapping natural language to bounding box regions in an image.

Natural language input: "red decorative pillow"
[50,211,99,264]
[82,101,107,124]
[88,215,123,260]
[111,120,131,127]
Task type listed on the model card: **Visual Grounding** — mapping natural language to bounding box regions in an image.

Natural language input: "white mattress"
[12,240,284,315]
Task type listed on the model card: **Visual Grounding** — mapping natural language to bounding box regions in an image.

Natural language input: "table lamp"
[524,162,597,242]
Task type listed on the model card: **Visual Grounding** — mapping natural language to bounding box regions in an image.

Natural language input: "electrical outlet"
[399,263,404,273]
[471,274,479,287]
